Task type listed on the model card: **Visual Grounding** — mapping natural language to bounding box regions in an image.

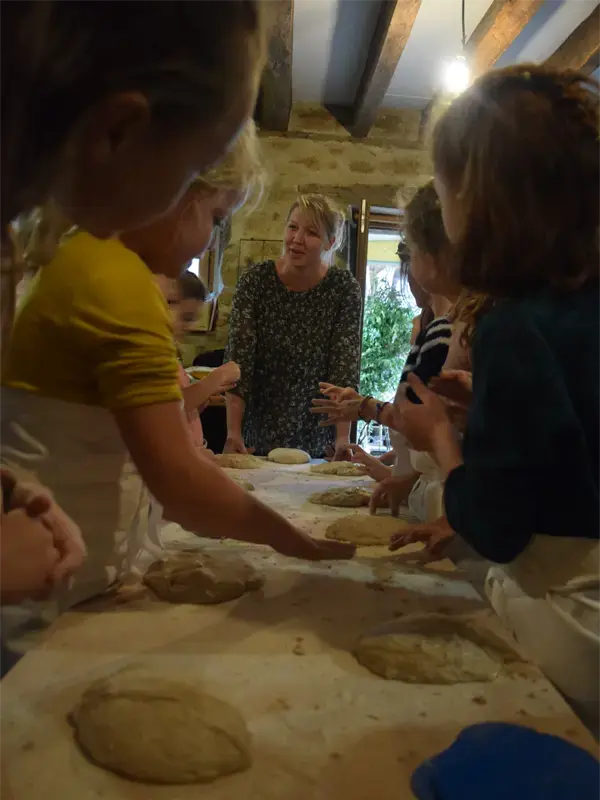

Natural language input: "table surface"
[2,462,596,800]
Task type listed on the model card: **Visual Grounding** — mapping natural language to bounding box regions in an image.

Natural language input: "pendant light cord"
[461,0,466,49]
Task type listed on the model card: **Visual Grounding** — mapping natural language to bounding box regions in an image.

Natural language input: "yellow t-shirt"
[2,231,181,409]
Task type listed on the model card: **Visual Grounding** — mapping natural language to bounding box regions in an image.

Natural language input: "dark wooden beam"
[350,0,422,138]
[545,5,600,75]
[467,0,544,75]
[257,0,293,132]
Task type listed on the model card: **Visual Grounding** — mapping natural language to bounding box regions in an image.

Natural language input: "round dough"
[325,514,408,546]
[354,614,521,684]
[268,448,310,465]
[143,550,263,604]
[309,487,371,508]
[71,670,252,784]
[310,462,368,477]
[215,454,264,470]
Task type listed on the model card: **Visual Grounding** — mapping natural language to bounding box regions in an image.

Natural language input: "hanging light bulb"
[441,0,471,95]
[443,55,471,94]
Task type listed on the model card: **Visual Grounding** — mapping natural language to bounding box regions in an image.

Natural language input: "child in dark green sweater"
[391,65,599,718]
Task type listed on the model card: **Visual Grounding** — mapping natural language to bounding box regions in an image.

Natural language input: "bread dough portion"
[325,514,408,546]
[268,448,310,465]
[230,475,255,491]
[310,487,371,508]
[215,454,264,470]
[71,670,252,784]
[355,614,522,684]
[143,550,263,604]
[310,462,368,477]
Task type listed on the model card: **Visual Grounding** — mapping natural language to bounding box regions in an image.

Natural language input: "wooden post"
[351,0,423,138]
[257,0,294,132]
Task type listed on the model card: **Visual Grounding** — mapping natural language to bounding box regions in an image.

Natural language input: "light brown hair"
[433,64,599,297]
[403,179,449,258]
[286,194,346,261]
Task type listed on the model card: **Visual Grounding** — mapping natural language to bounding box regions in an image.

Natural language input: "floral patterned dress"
[225,260,362,457]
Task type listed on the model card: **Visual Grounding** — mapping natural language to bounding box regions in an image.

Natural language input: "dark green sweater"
[445,282,599,563]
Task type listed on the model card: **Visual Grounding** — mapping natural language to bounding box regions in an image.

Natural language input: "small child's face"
[177,298,203,339]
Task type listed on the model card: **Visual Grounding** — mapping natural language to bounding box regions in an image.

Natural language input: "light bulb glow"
[443,56,471,95]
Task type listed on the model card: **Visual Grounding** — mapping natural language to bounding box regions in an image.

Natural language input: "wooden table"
[2,463,596,799]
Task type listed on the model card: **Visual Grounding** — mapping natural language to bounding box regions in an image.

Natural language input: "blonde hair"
[287,194,346,263]
[192,120,265,212]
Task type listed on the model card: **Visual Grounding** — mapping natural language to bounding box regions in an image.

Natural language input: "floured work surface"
[2,462,596,800]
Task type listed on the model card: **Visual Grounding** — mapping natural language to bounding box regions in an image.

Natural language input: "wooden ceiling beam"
[467,0,544,75]
[545,4,600,75]
[256,0,294,132]
[350,0,422,138]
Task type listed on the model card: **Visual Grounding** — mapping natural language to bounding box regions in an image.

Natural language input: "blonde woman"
[225,194,362,459]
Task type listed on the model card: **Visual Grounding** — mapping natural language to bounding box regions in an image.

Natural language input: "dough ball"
[325,514,407,546]
[310,462,368,477]
[143,550,263,605]
[230,475,255,491]
[267,448,310,465]
[215,454,264,470]
[71,670,252,784]
[355,614,521,684]
[309,487,371,508]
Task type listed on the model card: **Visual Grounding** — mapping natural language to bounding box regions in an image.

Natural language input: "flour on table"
[143,549,263,604]
[268,448,310,464]
[325,514,408,546]
[230,475,255,491]
[215,454,264,470]
[70,669,252,784]
[309,487,371,508]
[355,613,524,684]
[310,462,368,477]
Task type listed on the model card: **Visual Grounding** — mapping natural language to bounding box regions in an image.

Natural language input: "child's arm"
[182,362,240,413]
[115,402,355,561]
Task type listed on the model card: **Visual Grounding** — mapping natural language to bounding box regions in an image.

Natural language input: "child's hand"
[389,516,454,559]
[369,474,416,516]
[213,361,240,393]
[223,435,253,455]
[273,528,356,561]
[311,383,362,425]
[346,444,391,481]
[396,373,454,452]
[430,370,472,409]
[3,472,86,586]
[1,509,61,603]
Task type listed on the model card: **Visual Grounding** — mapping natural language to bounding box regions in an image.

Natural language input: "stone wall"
[181,104,432,363]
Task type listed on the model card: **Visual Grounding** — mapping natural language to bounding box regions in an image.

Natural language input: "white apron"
[0,388,153,651]
[485,536,599,717]
[390,428,444,524]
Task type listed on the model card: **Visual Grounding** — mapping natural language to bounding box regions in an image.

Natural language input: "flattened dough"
[309,487,371,508]
[71,669,251,784]
[268,448,310,465]
[143,550,263,604]
[215,454,264,470]
[310,462,368,477]
[355,613,523,684]
[325,514,408,546]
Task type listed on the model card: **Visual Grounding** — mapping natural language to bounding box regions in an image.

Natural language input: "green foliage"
[360,279,413,401]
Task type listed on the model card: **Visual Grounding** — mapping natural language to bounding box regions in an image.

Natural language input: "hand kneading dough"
[309,487,371,508]
[355,614,522,684]
[70,670,251,784]
[268,448,310,464]
[215,454,264,470]
[310,462,368,477]
[325,514,408,546]
[230,475,255,491]
[143,550,263,604]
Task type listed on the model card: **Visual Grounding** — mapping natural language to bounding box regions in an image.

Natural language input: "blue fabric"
[411,722,599,800]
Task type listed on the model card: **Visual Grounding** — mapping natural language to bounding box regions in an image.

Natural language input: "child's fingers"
[405,372,433,401]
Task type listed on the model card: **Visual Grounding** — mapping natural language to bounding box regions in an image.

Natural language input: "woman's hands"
[430,369,472,430]
[273,529,356,561]
[311,383,363,425]
[223,435,253,455]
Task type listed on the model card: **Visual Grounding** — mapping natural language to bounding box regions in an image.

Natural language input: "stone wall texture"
[182,103,432,363]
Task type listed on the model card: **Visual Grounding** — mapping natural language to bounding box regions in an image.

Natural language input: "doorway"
[353,205,417,453]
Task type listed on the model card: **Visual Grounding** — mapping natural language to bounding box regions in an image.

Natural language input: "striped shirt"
[399,315,452,404]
